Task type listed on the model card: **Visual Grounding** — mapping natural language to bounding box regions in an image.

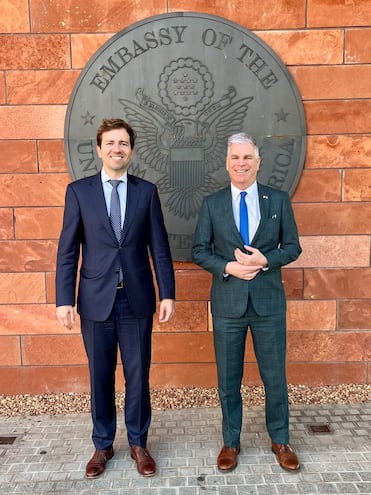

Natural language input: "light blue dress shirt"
[101,169,127,229]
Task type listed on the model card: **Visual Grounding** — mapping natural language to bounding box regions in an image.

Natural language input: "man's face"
[226,141,261,190]
[97,128,134,178]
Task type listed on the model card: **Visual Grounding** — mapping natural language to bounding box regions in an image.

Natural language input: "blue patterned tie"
[109,180,122,242]
[239,191,249,245]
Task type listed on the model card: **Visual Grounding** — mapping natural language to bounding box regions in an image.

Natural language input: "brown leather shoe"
[130,446,156,476]
[271,443,300,471]
[85,447,114,478]
[217,445,240,472]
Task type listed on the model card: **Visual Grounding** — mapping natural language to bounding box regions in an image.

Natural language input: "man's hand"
[224,246,268,281]
[225,261,262,280]
[56,305,75,329]
[234,246,268,268]
[159,298,175,323]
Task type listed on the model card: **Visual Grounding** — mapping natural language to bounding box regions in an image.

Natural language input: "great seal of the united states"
[64,12,306,261]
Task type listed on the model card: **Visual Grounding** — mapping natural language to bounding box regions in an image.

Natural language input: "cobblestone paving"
[0,402,370,494]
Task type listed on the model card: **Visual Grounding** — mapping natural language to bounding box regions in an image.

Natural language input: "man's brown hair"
[96,118,137,149]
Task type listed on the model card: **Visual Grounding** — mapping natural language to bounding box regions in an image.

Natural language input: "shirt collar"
[101,168,127,183]
[231,181,258,201]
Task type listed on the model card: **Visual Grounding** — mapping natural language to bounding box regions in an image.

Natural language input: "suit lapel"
[221,188,242,244]
[251,184,271,243]
[121,175,140,244]
[89,173,117,242]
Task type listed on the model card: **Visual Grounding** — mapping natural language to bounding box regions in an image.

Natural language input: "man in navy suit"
[192,133,301,473]
[56,118,175,478]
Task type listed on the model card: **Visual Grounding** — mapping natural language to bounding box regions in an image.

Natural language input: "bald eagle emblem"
[120,57,253,220]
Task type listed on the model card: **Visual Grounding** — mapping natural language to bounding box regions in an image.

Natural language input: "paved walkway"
[0,402,370,494]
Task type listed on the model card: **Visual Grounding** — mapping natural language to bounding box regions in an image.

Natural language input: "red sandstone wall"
[0,0,370,394]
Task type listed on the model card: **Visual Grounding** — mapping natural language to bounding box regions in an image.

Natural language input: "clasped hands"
[225,245,268,281]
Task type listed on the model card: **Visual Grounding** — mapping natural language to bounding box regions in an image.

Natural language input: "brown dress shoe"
[217,445,240,472]
[271,443,300,471]
[130,446,156,476]
[85,447,114,478]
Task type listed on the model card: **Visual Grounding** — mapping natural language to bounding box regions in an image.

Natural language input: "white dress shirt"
[231,181,261,244]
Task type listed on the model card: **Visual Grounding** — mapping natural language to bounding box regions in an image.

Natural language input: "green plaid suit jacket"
[192,183,302,318]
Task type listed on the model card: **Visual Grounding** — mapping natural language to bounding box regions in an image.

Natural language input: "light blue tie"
[109,180,122,242]
[239,191,249,245]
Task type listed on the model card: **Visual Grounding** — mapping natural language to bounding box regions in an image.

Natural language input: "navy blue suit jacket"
[56,172,175,321]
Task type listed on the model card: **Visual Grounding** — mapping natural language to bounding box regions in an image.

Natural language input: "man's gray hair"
[227,133,260,157]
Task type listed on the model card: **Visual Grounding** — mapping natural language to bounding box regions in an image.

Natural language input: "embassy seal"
[65,12,306,261]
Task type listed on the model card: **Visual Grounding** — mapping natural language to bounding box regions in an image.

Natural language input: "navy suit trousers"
[81,287,153,450]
